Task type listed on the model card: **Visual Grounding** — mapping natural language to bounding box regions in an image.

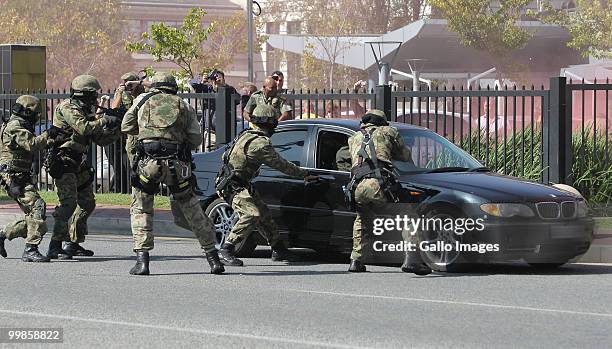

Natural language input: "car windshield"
[393,129,482,175]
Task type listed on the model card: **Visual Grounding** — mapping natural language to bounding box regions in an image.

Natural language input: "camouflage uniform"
[121,72,224,275]
[348,121,412,262]
[244,90,292,127]
[0,104,50,245]
[216,104,309,266]
[0,95,64,262]
[51,98,103,244]
[48,75,119,259]
[118,71,139,164]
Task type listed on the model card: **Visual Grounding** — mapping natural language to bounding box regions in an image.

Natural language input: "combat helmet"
[361,109,388,126]
[70,75,101,105]
[251,104,279,128]
[150,72,178,93]
[11,95,42,124]
[121,71,139,82]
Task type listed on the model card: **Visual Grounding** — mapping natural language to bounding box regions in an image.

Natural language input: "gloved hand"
[304,175,320,183]
[102,114,121,128]
[45,125,65,139]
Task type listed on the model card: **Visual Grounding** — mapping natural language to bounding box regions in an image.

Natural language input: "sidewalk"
[0,202,193,239]
[1,202,611,263]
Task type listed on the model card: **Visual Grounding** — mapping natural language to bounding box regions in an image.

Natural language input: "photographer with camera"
[191,69,239,132]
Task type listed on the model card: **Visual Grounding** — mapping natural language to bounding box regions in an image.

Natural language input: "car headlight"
[480,203,535,217]
[577,200,588,218]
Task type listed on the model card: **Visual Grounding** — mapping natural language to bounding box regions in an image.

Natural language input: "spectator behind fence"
[240,81,258,112]
[300,102,320,119]
[271,70,287,93]
[192,70,239,131]
[243,76,292,123]
[324,80,367,119]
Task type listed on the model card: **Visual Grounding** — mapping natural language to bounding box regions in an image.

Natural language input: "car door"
[299,126,356,250]
[252,126,311,236]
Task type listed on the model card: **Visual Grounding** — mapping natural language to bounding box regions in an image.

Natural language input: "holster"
[215,164,250,204]
[6,171,30,199]
[47,149,81,179]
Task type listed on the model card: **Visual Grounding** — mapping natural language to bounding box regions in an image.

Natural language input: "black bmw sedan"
[172,119,594,271]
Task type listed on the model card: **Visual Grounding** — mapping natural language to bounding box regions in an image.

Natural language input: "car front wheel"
[205,198,257,257]
[419,208,468,272]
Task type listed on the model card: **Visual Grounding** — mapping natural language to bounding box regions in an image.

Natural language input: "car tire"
[205,198,257,258]
[419,208,469,272]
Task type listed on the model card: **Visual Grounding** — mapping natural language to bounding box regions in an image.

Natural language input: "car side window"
[270,129,307,166]
[316,130,350,171]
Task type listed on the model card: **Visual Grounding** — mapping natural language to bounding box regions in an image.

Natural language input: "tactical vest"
[137,93,183,141]
[53,99,93,155]
[215,129,267,200]
[350,128,393,184]
[0,117,35,172]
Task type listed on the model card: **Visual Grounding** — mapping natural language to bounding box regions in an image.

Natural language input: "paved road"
[1,235,611,348]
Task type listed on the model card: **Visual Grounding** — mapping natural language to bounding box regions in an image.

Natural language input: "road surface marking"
[0,308,377,349]
[287,289,612,318]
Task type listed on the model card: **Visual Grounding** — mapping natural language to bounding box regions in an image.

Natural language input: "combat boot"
[271,241,301,262]
[47,239,72,260]
[218,243,244,266]
[129,250,150,275]
[0,229,7,258]
[401,250,432,276]
[22,244,51,263]
[205,250,225,274]
[348,259,366,272]
[64,242,94,257]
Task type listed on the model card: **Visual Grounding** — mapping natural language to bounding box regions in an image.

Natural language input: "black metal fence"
[0,90,225,194]
[0,77,610,200]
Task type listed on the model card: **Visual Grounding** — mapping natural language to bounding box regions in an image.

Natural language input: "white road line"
[0,308,377,349]
[286,289,612,319]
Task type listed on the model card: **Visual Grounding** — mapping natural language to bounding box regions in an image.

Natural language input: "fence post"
[215,86,232,149]
[543,76,572,184]
[375,85,392,120]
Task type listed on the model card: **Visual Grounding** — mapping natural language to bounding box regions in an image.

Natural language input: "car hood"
[403,172,578,202]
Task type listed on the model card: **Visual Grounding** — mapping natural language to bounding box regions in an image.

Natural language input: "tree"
[0,0,134,90]
[429,0,533,82]
[126,8,266,81]
[125,8,214,81]
[528,0,612,59]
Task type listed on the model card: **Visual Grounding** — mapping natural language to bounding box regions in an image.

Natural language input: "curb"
[0,212,194,239]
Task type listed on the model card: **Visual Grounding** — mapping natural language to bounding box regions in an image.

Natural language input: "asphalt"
[0,236,611,348]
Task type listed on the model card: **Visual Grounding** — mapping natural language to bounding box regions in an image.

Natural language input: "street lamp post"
[247,1,261,83]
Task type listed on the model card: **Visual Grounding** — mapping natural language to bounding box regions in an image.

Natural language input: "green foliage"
[460,126,612,203]
[0,0,134,90]
[527,0,612,59]
[429,0,533,80]
[126,8,214,79]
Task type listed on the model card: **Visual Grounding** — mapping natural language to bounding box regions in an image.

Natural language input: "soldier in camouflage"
[121,72,224,276]
[47,75,122,260]
[0,95,66,262]
[215,104,318,266]
[112,71,145,165]
[347,109,431,275]
[243,76,292,122]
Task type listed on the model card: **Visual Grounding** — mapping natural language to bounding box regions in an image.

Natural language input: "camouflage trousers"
[226,188,279,247]
[130,157,217,252]
[51,166,96,243]
[351,178,419,261]
[0,173,47,245]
